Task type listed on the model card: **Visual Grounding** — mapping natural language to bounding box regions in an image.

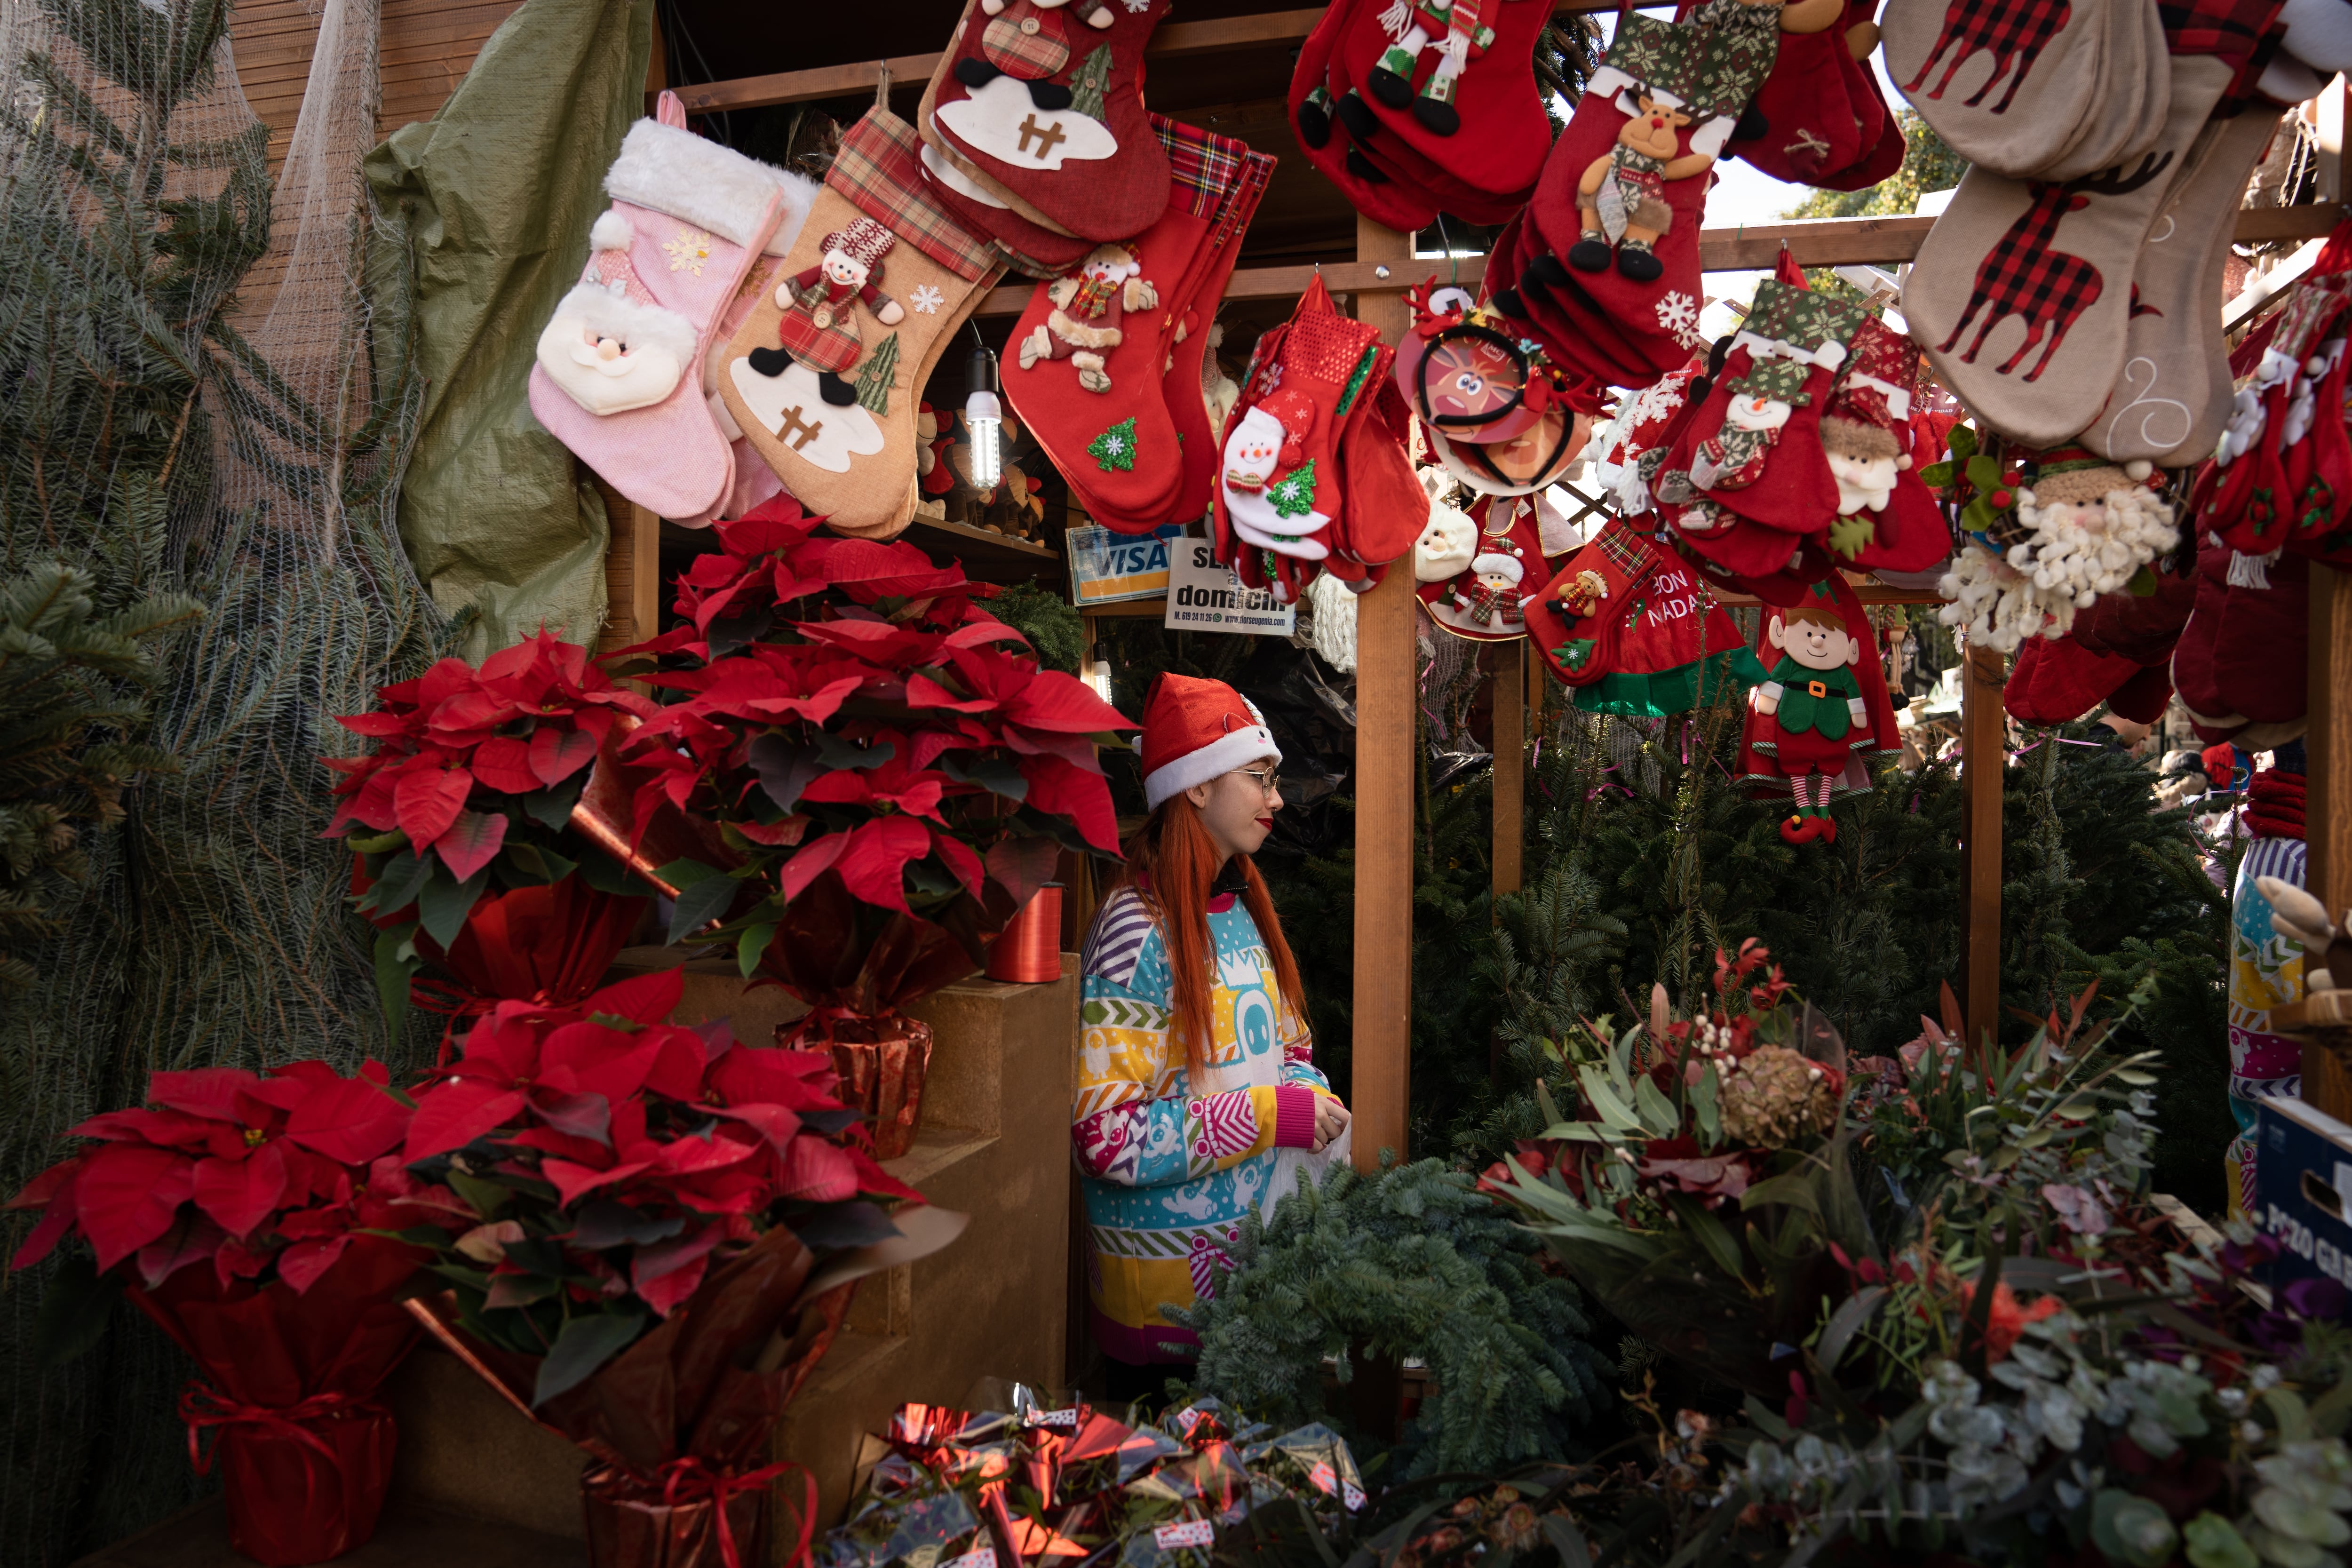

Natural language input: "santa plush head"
[1821,319,1917,516]
[1414,502,1479,581]
[1078,242,1143,287]
[535,230,696,416]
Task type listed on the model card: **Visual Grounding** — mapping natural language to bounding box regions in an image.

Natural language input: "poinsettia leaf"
[469,736,540,795]
[135,1208,227,1289]
[190,1144,289,1238]
[366,848,435,919]
[834,818,931,913]
[539,1158,654,1209]
[636,1250,714,1319]
[706,609,774,658]
[346,828,407,856]
[737,922,778,979]
[532,1306,648,1406]
[277,1234,353,1294]
[938,753,1028,802]
[778,834,849,904]
[773,1134,860,1202]
[575,845,643,897]
[74,1145,194,1274]
[569,1200,685,1250]
[502,841,580,887]
[373,922,421,1038]
[815,732,896,771]
[435,809,508,885]
[522,770,589,831]
[532,1089,613,1146]
[580,967,684,1028]
[787,1200,900,1251]
[668,873,739,943]
[747,734,826,814]
[530,727,598,787]
[403,1082,530,1162]
[417,866,491,948]
[985,835,1062,909]
[283,1075,411,1164]
[484,1272,564,1311]
[393,765,471,847]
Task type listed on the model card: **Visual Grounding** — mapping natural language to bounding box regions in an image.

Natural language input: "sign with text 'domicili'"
[1162,540,1296,637]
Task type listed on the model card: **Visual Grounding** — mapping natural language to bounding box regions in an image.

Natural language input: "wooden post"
[1493,641,1525,900]
[2306,565,2352,1117]
[593,476,661,661]
[1352,215,1414,1172]
[1958,640,2005,1054]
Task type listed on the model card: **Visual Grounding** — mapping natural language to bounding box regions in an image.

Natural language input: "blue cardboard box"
[2256,1096,2352,1299]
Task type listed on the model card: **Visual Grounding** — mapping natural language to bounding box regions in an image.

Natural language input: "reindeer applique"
[1936,154,2172,384]
[1901,0,2070,112]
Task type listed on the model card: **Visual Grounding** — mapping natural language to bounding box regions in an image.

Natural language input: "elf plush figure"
[746,217,904,407]
[1016,242,1158,392]
[1740,582,1896,844]
[960,0,1117,110]
[1365,0,1518,135]
[1692,357,1812,491]
[1569,44,1714,282]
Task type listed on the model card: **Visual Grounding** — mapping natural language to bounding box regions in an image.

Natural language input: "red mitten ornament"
[930,0,1173,244]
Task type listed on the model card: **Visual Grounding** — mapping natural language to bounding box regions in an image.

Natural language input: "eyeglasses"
[1232,766,1280,797]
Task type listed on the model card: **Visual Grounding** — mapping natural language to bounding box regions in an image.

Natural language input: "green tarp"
[364,0,655,656]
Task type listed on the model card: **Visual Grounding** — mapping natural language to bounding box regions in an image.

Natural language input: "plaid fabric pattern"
[2160,0,2281,65]
[1153,114,1249,222]
[1065,272,1119,319]
[979,11,1073,79]
[1899,0,2071,111]
[829,110,997,282]
[1595,519,1655,581]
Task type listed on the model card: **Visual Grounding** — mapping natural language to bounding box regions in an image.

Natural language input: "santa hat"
[1823,318,1918,462]
[1140,675,1282,810]
[1471,552,1525,582]
[822,217,893,271]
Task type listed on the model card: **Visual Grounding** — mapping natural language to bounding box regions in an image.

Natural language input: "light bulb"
[965,345,1002,489]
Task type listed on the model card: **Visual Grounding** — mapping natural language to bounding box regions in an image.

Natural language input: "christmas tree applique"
[1826,514,1876,560]
[852,333,900,415]
[1267,460,1317,520]
[1088,415,1137,472]
[1069,46,1112,120]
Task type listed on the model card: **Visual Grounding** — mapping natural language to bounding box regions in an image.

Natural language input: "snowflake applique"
[909,284,945,316]
[1122,0,1153,10]
[1267,460,1317,520]
[1250,361,1283,400]
[1654,290,1704,350]
[664,228,712,276]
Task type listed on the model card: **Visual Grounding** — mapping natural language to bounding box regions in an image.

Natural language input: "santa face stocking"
[1417,493,1547,639]
[528,92,795,520]
[1881,0,2111,176]
[1906,54,2233,449]
[928,0,1173,244]
[716,108,1005,536]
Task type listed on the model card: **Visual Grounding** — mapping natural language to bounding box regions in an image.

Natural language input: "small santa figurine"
[1462,551,1526,627]
[1748,588,1870,844]
[1820,321,1915,518]
[746,218,904,407]
[957,0,1115,110]
[1017,243,1157,393]
[1691,357,1811,492]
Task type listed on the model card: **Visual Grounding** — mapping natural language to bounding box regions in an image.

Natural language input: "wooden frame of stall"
[577,11,2352,1146]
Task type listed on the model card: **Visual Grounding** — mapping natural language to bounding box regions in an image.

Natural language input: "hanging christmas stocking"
[928,0,1174,244]
[529,92,794,520]
[1288,0,1445,232]
[1160,138,1277,527]
[1669,278,1859,533]
[1820,317,1950,574]
[1905,53,2235,448]
[914,120,1093,277]
[1881,0,2114,176]
[1326,372,1426,589]
[1734,576,1897,844]
[716,108,1005,535]
[1523,515,1661,688]
[1349,0,1552,190]
[1417,492,1548,639]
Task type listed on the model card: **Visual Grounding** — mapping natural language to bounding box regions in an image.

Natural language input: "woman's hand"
[1311,1097,1351,1154]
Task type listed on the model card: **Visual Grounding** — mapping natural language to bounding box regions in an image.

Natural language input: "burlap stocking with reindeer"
[1882,0,2127,176]
[1904,53,2233,448]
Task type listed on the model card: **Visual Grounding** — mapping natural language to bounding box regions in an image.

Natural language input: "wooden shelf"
[1082,599,1171,618]
[910,512,1058,559]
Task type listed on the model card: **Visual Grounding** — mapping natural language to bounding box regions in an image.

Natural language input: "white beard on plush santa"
[1820,414,1907,516]
[1413,505,1478,581]
[535,278,695,416]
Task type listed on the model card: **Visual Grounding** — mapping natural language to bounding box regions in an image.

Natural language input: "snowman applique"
[1222,389,1332,559]
[1691,357,1812,493]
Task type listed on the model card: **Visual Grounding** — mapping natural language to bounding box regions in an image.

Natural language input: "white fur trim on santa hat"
[1142,718,1284,810]
[1844,371,1912,422]
[606,118,787,249]
[591,211,635,252]
[1471,552,1525,582]
[546,281,699,371]
[2279,0,2352,74]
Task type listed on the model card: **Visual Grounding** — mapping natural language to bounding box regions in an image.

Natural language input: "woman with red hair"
[1075,674,1350,1390]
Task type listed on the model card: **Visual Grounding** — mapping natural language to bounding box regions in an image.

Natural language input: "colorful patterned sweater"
[1074,882,1344,1364]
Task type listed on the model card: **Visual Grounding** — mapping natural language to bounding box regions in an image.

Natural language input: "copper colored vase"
[582,1462,768,1568]
[781,1013,936,1161]
[985,884,1063,984]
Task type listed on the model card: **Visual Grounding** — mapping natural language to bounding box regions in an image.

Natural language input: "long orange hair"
[1117,794,1309,1079]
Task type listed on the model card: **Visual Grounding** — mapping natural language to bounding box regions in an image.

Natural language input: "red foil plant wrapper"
[392,966,964,1568]
[595,498,1137,1149]
[818,1391,1365,1568]
[326,629,659,1048]
[7,1061,438,1565]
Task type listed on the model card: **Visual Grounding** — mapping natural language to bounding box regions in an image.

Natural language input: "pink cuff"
[1272,1085,1319,1150]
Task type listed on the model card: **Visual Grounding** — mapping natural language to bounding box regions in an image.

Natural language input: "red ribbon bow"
[177,1382,381,1477]
[649,1455,816,1568]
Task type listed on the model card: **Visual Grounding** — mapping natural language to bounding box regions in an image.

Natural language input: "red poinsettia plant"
[603,498,1135,1017]
[7,1061,441,1565]
[327,630,659,1036]
[392,965,924,1407]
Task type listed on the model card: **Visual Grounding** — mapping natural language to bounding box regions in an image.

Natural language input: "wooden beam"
[1351,213,1415,1175]
[593,475,661,662]
[1959,641,2005,1057]
[2306,565,2352,1118]
[669,3,1635,115]
[970,206,2351,316]
[1493,640,1525,900]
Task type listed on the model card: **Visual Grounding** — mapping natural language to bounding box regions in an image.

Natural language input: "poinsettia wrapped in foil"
[327,629,659,1042]
[393,965,965,1568]
[8,1061,439,1565]
[590,498,1136,1018]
